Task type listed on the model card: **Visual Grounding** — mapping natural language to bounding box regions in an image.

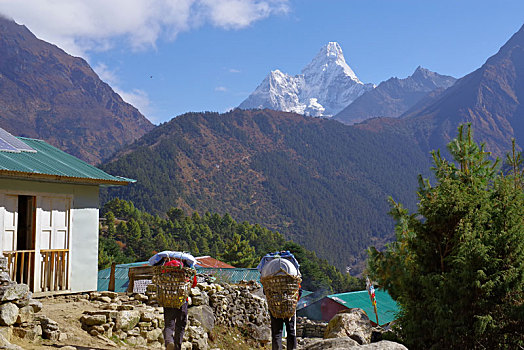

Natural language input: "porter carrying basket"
[152,265,195,308]
[260,272,301,319]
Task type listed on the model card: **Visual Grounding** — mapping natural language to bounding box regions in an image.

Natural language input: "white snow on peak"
[239,42,373,117]
[302,42,360,83]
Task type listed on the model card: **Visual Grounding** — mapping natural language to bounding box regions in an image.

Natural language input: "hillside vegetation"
[101,109,431,272]
[99,198,364,293]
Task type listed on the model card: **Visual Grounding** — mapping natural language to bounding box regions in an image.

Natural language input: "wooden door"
[2,194,18,251]
[38,195,71,292]
[1,194,36,289]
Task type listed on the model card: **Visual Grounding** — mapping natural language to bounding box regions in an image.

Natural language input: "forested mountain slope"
[100,198,364,292]
[0,16,153,164]
[101,109,431,272]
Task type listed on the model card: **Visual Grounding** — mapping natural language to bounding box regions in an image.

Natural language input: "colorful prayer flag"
[366,277,379,324]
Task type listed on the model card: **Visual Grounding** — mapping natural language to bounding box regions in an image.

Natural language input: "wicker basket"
[260,272,301,319]
[152,265,195,308]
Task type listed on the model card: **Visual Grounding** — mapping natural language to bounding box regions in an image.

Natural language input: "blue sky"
[1,0,524,124]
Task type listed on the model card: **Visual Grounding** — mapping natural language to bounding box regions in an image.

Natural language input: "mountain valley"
[2,16,524,275]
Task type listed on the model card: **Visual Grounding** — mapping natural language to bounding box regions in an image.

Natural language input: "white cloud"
[201,0,289,29]
[215,86,228,92]
[93,63,153,120]
[93,63,119,86]
[229,68,241,73]
[117,88,151,116]
[0,0,289,57]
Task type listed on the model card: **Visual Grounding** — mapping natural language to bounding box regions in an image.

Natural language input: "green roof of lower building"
[98,262,261,293]
[328,290,399,325]
[0,137,134,185]
[98,262,150,292]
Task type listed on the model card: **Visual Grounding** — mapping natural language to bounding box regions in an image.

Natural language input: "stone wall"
[0,257,55,350]
[78,279,272,349]
[296,317,327,338]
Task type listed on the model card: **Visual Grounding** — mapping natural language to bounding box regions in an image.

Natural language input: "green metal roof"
[196,267,260,284]
[98,262,149,292]
[301,290,313,298]
[327,290,399,325]
[0,137,134,185]
[98,262,261,293]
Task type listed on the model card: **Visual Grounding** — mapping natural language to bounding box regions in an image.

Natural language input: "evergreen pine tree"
[221,233,257,267]
[105,211,116,239]
[368,125,524,349]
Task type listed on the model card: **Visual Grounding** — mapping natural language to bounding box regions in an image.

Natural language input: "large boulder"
[28,299,42,313]
[116,310,141,331]
[359,341,408,349]
[0,332,22,350]
[324,308,373,345]
[146,328,163,343]
[0,284,30,302]
[304,338,407,350]
[246,323,271,344]
[0,302,19,326]
[304,337,359,349]
[140,311,156,323]
[191,288,209,306]
[0,272,11,285]
[80,314,107,326]
[188,305,215,333]
[15,305,34,324]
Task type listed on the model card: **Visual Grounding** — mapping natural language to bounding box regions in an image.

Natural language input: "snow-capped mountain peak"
[239,42,373,117]
[302,42,360,83]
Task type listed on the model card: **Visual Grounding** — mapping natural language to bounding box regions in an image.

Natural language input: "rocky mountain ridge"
[239,42,374,117]
[0,16,153,164]
[335,66,456,124]
[396,22,524,158]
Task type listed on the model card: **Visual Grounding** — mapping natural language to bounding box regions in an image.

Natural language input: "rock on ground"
[324,308,373,344]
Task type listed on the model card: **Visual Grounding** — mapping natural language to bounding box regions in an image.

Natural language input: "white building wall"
[69,184,99,293]
[0,178,100,293]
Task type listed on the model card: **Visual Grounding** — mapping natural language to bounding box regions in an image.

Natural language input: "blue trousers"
[163,302,188,349]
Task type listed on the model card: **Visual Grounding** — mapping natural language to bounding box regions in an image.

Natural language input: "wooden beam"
[108,262,116,292]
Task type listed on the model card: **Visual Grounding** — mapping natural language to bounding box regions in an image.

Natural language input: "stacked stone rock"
[207,281,269,328]
[0,257,57,349]
[79,280,270,349]
[80,291,165,347]
[296,317,328,338]
[298,309,408,350]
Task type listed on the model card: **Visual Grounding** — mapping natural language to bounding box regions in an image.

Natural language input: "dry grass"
[208,325,271,350]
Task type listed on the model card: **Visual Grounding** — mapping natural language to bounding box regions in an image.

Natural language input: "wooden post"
[127,268,134,293]
[108,262,116,292]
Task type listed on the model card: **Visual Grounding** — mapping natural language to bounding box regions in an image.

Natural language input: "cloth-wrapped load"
[148,251,197,267]
[259,255,301,319]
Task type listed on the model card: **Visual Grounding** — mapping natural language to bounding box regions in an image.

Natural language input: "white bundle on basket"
[260,258,301,319]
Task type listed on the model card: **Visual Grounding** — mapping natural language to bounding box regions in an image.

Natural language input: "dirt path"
[11,295,129,350]
[8,294,269,350]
